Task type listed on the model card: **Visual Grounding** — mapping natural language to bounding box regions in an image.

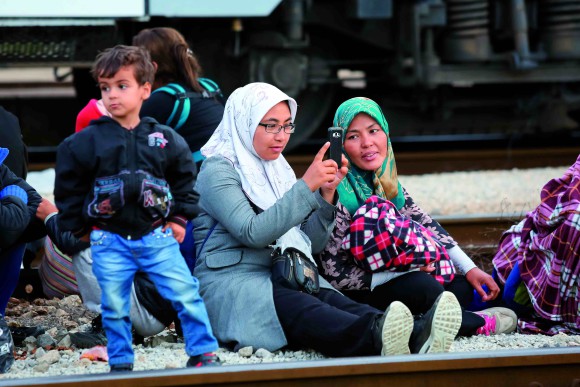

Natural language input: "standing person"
[133,27,224,167]
[317,97,518,338]
[54,77,181,345]
[54,45,219,371]
[0,147,42,373]
[194,82,463,358]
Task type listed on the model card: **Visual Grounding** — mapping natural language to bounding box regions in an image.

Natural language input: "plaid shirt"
[317,186,458,291]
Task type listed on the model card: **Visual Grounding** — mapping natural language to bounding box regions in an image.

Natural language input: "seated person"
[316,97,517,337]
[0,106,28,179]
[0,147,42,373]
[493,154,580,335]
[194,82,464,357]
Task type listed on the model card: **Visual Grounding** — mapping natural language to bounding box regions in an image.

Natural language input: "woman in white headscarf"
[193,82,462,357]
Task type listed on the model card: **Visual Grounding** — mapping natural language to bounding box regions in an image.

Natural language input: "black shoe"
[409,291,462,354]
[70,331,107,348]
[91,314,104,332]
[110,363,133,372]
[9,326,45,346]
[371,301,413,356]
[186,352,221,367]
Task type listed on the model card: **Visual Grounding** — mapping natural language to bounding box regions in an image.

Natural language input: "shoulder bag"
[271,247,320,294]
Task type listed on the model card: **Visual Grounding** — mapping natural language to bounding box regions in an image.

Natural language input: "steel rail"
[285,147,580,176]
[436,213,521,249]
[1,348,579,387]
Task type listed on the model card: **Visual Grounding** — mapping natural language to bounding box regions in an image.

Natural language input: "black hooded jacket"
[0,164,42,252]
[55,116,199,239]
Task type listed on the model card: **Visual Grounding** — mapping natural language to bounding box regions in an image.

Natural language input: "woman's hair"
[132,27,203,92]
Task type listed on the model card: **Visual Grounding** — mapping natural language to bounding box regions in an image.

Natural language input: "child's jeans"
[90,227,218,366]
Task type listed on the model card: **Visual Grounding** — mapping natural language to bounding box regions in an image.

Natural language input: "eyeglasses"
[258,122,296,134]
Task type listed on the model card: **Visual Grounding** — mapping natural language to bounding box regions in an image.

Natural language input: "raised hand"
[302,142,340,193]
[320,154,349,203]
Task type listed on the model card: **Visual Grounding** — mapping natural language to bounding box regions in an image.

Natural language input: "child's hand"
[36,198,58,221]
[164,222,185,243]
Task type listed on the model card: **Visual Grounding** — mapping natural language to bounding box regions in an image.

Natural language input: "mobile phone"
[327,127,343,166]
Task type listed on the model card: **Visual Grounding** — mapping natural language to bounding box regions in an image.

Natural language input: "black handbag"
[271,247,320,294]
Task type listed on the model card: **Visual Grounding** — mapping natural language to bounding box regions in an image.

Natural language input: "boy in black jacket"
[54,45,219,371]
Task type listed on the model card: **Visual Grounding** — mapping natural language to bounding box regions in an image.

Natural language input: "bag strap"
[153,80,222,131]
[198,220,218,257]
[198,77,222,98]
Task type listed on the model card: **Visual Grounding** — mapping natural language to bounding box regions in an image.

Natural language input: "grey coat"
[193,156,337,351]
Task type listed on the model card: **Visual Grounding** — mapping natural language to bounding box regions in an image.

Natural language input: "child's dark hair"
[132,27,203,92]
[91,45,155,85]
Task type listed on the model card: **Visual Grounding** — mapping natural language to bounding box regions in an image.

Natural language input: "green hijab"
[334,97,404,215]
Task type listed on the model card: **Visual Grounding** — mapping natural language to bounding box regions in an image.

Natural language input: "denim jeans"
[91,227,218,366]
[72,248,166,337]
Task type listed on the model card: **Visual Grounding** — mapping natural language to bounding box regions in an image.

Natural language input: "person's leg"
[72,248,102,313]
[73,247,166,338]
[90,230,137,367]
[139,227,218,357]
[0,244,25,313]
[364,271,444,314]
[274,285,386,357]
[128,284,166,337]
[368,272,484,337]
[179,221,196,274]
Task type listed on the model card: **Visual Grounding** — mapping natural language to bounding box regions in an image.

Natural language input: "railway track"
[12,147,577,386]
[1,347,579,387]
[285,146,580,176]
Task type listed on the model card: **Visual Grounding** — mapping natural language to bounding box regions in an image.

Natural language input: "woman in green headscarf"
[317,97,517,338]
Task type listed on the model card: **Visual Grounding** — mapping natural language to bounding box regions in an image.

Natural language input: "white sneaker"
[410,291,463,354]
[474,307,518,335]
[380,301,414,356]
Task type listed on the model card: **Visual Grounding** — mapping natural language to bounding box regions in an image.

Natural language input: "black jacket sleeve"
[0,106,28,179]
[0,165,31,249]
[15,172,46,244]
[165,131,200,222]
[54,135,94,237]
[45,215,90,255]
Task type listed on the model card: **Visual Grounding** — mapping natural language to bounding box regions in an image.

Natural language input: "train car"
[1,0,579,150]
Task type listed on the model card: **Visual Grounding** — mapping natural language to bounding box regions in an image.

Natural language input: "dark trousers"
[343,272,485,336]
[0,244,26,313]
[273,285,383,357]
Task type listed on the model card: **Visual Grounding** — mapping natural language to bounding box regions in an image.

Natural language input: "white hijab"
[201,82,313,259]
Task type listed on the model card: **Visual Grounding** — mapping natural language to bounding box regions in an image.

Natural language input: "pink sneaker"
[474,307,517,335]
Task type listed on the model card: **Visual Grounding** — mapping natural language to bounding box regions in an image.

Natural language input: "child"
[54,45,219,371]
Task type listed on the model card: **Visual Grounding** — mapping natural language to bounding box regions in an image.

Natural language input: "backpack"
[152,78,222,131]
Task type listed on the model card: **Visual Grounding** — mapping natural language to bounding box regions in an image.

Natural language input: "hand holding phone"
[327,127,343,166]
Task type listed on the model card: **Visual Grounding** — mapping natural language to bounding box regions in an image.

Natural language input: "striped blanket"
[493,156,580,335]
[38,237,78,299]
